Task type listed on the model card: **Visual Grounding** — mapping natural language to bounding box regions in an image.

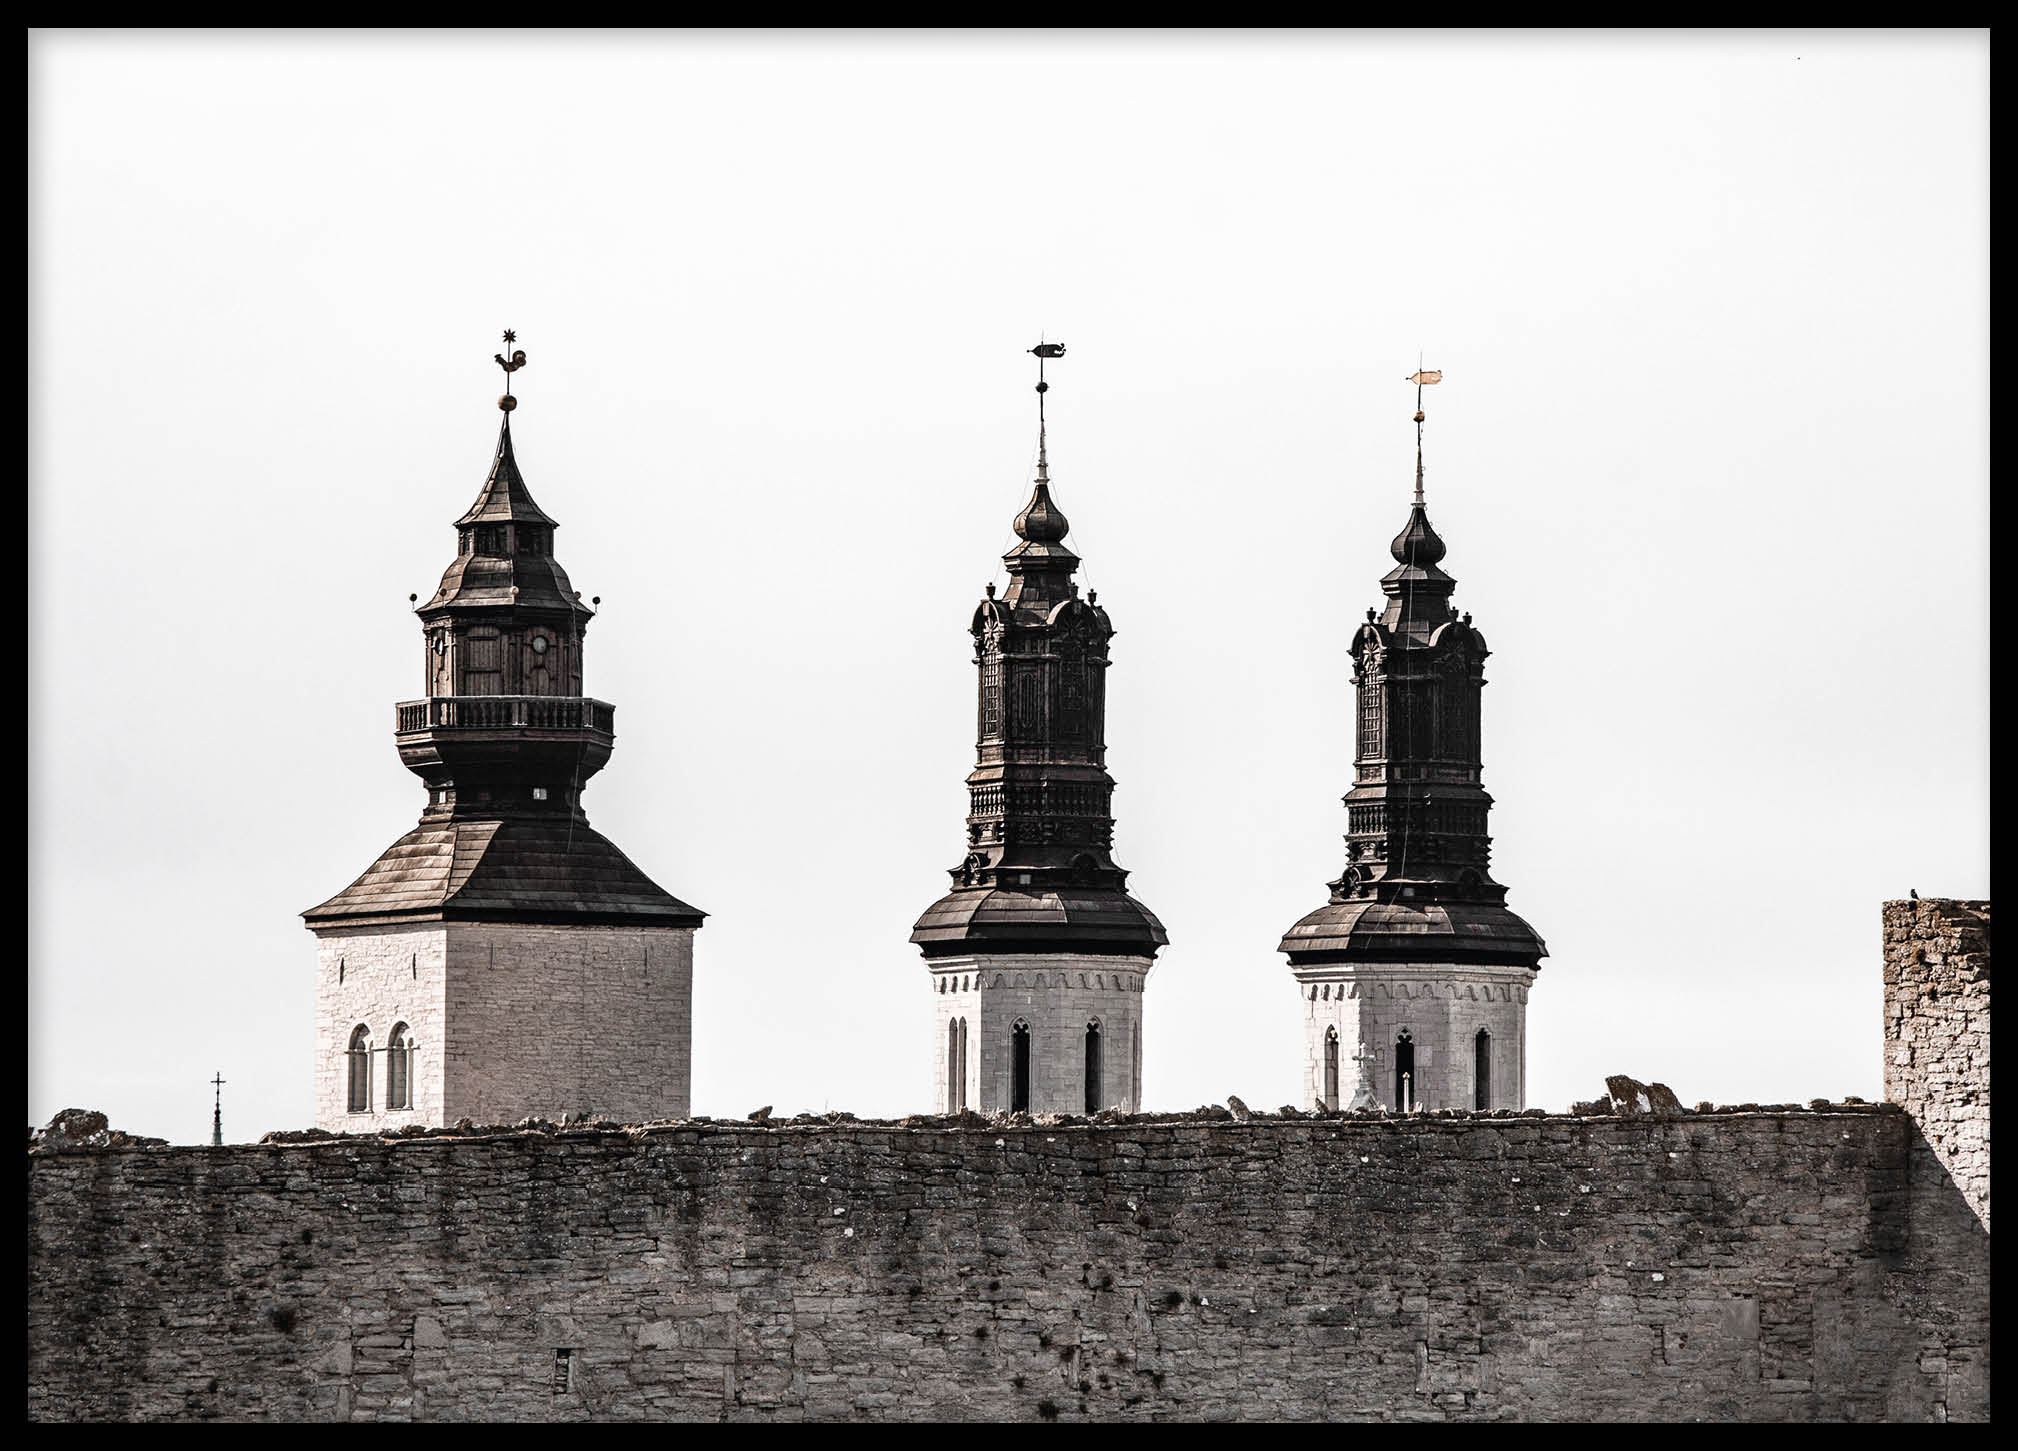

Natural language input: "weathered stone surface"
[22,903,1991,1422]
[24,1105,1987,1423]
[29,1109,166,1154]
[1883,899,1989,1232]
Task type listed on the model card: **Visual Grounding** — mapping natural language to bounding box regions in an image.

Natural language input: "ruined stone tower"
[911,348,1166,1114]
[1280,375,1544,1112]
[302,341,703,1130]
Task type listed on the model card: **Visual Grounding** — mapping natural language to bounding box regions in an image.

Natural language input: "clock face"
[531,635,548,656]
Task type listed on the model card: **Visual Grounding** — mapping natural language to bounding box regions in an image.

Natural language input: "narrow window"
[387,1023,413,1111]
[947,1018,961,1113]
[1474,1029,1491,1111]
[1324,1027,1340,1111]
[1011,1022,1031,1113]
[956,1018,968,1112]
[346,1025,371,1113]
[553,1348,573,1395]
[1394,1030,1415,1112]
[1084,1019,1103,1114]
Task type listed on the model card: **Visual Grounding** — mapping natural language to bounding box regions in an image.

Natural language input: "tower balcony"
[396,695,615,734]
[394,695,616,789]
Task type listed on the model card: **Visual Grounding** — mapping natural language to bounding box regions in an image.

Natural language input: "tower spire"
[912,339,1164,1113]
[210,1071,225,1147]
[1406,362,1441,507]
[1031,341,1063,486]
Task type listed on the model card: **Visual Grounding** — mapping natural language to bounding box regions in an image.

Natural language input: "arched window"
[1084,1019,1103,1114]
[1324,1027,1340,1111]
[1011,1021,1031,1113]
[346,1025,371,1113]
[1474,1029,1491,1111]
[387,1023,413,1111]
[1394,1030,1415,1112]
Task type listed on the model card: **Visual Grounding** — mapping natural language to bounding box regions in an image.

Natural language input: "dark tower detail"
[1279,394,1543,969]
[1280,369,1542,1113]
[303,336,702,1130]
[910,395,1165,959]
[914,344,1161,1116]
[305,356,701,930]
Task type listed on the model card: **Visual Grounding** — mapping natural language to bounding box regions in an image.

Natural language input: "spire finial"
[210,1070,226,1148]
[495,328,527,414]
[1030,341,1065,483]
[1405,361,1442,507]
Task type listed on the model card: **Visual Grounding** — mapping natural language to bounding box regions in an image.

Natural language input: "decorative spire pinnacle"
[1031,340,1064,480]
[494,328,527,415]
[210,1071,225,1148]
[1405,362,1442,507]
[1013,341,1072,545]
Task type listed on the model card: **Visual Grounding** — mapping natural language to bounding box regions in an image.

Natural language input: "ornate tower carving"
[303,337,703,1130]
[912,345,1166,1115]
[1280,371,1545,1112]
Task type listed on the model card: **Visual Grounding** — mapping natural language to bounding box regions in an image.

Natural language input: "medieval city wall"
[26,1107,1988,1422]
[26,902,1988,1422]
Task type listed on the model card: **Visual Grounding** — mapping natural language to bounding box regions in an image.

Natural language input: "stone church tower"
[1279,374,1545,1112]
[912,348,1166,1114]
[302,340,703,1131]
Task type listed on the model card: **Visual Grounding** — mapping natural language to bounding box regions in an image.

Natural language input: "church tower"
[1279,371,1545,1112]
[302,336,704,1131]
[912,345,1166,1115]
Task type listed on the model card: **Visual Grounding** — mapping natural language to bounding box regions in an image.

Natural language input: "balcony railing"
[396,696,616,734]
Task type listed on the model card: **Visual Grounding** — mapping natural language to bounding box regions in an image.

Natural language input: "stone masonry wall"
[1296,965,1533,1112]
[1883,899,1989,1230]
[444,923,693,1124]
[25,1106,1988,1422]
[933,955,1151,1115]
[314,926,449,1132]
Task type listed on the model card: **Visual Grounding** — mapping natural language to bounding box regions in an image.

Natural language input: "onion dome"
[1013,480,1070,543]
[1389,503,1447,565]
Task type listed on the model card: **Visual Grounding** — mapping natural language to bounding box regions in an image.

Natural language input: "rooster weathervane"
[495,329,527,412]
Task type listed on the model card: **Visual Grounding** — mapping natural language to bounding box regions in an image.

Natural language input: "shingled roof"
[303,816,705,930]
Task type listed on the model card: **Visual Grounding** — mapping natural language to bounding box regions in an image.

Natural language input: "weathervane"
[495,329,527,413]
[1030,341,1065,480]
[1405,361,1442,506]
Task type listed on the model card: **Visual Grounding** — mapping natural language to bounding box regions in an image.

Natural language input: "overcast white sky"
[30,31,1987,1143]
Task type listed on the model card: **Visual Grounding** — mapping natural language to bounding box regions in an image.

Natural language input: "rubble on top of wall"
[29,1109,167,1153]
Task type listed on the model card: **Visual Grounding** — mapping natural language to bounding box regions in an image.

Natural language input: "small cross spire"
[210,1071,226,1147]
[1347,1043,1378,1111]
